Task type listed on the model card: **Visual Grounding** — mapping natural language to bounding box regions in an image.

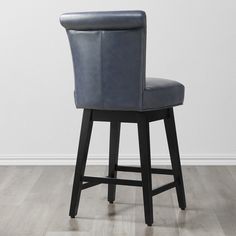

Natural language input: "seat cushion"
[143,78,185,110]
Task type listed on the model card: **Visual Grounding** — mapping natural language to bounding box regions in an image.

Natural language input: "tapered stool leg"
[137,115,153,226]
[69,109,93,217]
[108,121,121,203]
[164,108,186,210]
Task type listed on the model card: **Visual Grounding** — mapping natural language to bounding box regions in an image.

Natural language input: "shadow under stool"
[60,10,186,226]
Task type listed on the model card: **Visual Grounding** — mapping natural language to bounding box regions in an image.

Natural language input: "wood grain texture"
[0,166,235,236]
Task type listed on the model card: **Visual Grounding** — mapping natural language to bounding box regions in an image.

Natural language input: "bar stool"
[60,10,186,226]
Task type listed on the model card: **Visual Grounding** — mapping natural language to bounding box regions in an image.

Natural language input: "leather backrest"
[60,11,146,110]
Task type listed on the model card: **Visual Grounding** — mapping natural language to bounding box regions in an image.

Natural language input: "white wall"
[0,0,236,165]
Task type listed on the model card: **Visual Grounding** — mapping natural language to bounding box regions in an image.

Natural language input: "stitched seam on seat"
[141,103,183,111]
[145,84,184,91]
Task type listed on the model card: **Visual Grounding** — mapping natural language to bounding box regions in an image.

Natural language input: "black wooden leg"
[164,108,186,210]
[108,121,121,203]
[69,109,93,218]
[137,114,153,226]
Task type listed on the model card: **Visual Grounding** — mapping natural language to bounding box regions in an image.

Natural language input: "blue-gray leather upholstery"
[60,11,184,111]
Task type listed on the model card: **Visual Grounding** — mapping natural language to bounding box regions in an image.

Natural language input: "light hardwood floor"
[0,166,236,236]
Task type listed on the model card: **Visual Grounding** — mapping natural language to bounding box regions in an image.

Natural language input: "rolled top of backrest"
[60,11,146,30]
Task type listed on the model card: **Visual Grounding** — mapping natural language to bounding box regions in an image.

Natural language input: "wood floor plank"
[197,166,236,236]
[0,166,42,206]
[0,166,235,236]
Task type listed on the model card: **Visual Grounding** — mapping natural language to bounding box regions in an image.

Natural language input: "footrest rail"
[152,181,176,196]
[82,176,142,187]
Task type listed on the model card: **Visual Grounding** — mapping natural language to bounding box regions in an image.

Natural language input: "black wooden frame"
[69,108,186,226]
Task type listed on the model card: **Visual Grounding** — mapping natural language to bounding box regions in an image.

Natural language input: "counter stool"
[60,10,186,226]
